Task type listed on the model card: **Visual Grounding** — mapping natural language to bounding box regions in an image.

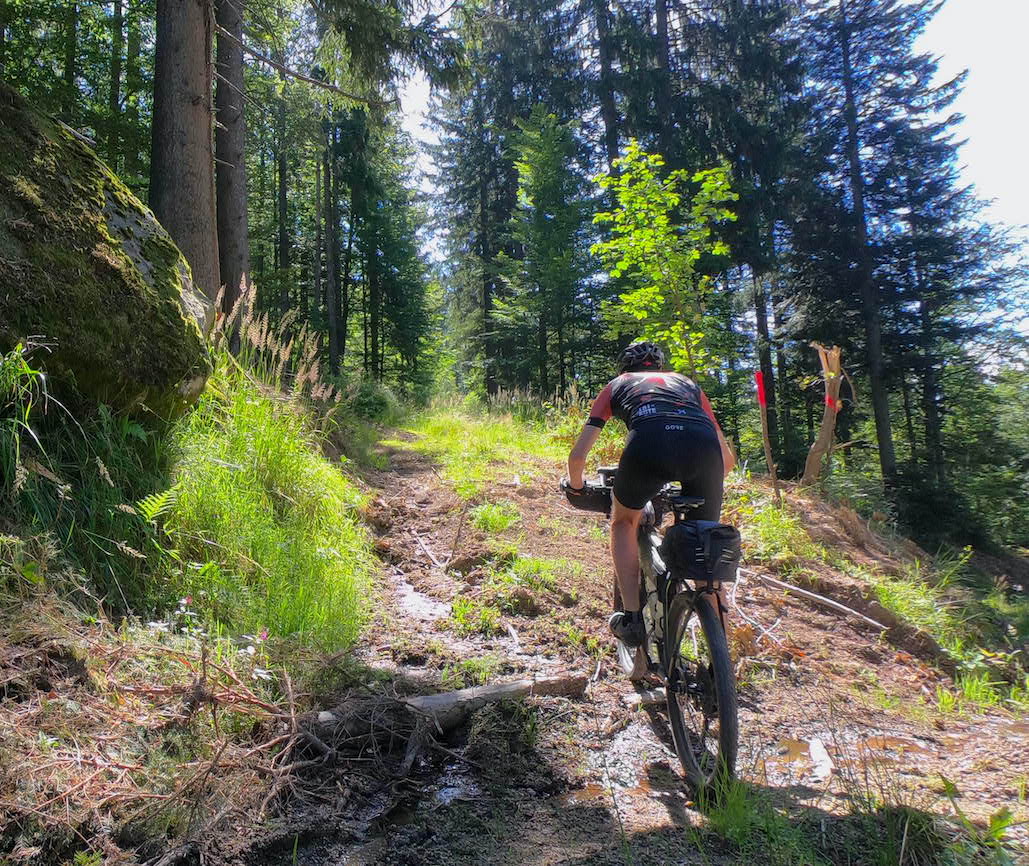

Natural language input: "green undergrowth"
[391,406,564,497]
[700,776,1017,866]
[451,594,503,636]
[471,500,522,533]
[391,393,625,498]
[166,357,372,647]
[2,341,374,649]
[441,654,503,689]
[725,472,1028,712]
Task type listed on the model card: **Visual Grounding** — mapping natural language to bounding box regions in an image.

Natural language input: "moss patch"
[0,82,211,417]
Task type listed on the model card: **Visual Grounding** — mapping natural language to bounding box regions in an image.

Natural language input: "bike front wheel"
[664,590,738,790]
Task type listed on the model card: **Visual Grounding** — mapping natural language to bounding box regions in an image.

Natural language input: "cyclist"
[565,342,735,648]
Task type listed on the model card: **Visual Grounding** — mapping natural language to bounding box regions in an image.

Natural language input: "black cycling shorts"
[613,417,723,519]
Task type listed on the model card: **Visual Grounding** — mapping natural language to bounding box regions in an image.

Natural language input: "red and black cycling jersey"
[587,371,718,432]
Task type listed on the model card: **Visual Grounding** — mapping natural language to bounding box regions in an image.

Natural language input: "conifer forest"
[4,0,1026,548]
[3,2,1029,862]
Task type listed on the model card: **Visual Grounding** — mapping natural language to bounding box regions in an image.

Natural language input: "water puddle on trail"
[759,731,937,784]
[394,574,451,621]
[856,735,930,756]
[557,783,608,807]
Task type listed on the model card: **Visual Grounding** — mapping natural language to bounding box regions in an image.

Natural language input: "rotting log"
[403,673,588,733]
[802,344,844,485]
[622,688,665,710]
[304,673,588,760]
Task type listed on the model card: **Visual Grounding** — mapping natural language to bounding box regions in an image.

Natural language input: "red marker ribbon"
[755,371,767,408]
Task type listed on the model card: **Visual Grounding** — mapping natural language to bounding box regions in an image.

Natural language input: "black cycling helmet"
[616,341,665,374]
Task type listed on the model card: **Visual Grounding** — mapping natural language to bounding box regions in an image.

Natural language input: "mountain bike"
[562,467,740,790]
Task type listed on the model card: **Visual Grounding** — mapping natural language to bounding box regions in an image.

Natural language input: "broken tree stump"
[802,344,844,485]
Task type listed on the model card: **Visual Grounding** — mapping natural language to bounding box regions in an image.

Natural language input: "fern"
[136,486,178,523]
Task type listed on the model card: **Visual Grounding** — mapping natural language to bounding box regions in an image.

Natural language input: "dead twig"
[729,574,784,646]
[742,569,888,631]
[412,530,447,570]
[447,504,469,567]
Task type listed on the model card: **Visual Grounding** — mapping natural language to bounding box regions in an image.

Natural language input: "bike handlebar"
[561,471,704,517]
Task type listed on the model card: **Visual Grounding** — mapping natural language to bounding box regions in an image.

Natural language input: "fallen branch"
[744,569,888,631]
[623,688,665,710]
[402,672,588,733]
[504,621,521,652]
[730,575,783,646]
[447,505,469,566]
[412,530,447,570]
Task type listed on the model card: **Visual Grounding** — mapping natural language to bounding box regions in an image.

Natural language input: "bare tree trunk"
[593,0,619,175]
[556,304,566,396]
[339,190,356,362]
[839,0,895,480]
[654,0,673,160]
[753,271,780,460]
[802,344,843,485]
[256,144,266,282]
[313,158,322,324]
[107,0,124,167]
[368,245,380,379]
[150,0,220,304]
[537,288,548,394]
[125,6,142,178]
[331,128,346,362]
[215,0,249,352]
[323,139,340,375]
[474,90,497,396]
[62,2,78,119]
[0,6,7,76]
[362,261,369,373]
[771,280,792,458]
[900,371,918,461]
[920,299,945,485]
[275,61,290,311]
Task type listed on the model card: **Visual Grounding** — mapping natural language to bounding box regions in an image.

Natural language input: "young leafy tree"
[592,141,736,376]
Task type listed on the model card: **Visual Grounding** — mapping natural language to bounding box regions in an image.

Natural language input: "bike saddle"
[668,494,705,511]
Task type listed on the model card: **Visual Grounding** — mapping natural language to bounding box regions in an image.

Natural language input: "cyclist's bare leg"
[611,494,644,613]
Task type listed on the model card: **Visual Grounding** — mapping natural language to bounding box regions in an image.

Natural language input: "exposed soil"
[218,431,1029,865]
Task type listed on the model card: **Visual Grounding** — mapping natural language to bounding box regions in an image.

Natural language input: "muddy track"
[219,432,1029,865]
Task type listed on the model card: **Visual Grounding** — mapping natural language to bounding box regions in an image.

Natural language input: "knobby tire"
[664,590,738,791]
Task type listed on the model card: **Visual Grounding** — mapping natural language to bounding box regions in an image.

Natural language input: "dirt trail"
[224,430,1028,865]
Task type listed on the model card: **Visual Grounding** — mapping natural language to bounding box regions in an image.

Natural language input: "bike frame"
[636,501,729,681]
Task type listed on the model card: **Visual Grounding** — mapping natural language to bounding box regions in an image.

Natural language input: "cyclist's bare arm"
[568,425,601,489]
[568,381,614,488]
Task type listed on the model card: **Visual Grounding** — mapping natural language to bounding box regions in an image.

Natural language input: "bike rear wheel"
[664,590,738,790]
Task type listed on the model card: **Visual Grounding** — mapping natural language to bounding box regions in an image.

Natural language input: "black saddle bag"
[659,520,741,583]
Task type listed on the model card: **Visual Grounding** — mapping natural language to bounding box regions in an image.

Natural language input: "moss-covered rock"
[0,81,212,416]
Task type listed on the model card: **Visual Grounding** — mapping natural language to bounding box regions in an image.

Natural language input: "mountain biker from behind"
[565,342,736,648]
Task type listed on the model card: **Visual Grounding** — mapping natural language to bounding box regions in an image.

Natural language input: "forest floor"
[215,413,1028,866]
[5,408,1025,864]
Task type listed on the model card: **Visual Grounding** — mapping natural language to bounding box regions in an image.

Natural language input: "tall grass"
[0,341,48,489]
[2,340,171,607]
[167,358,371,647]
[4,289,376,650]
